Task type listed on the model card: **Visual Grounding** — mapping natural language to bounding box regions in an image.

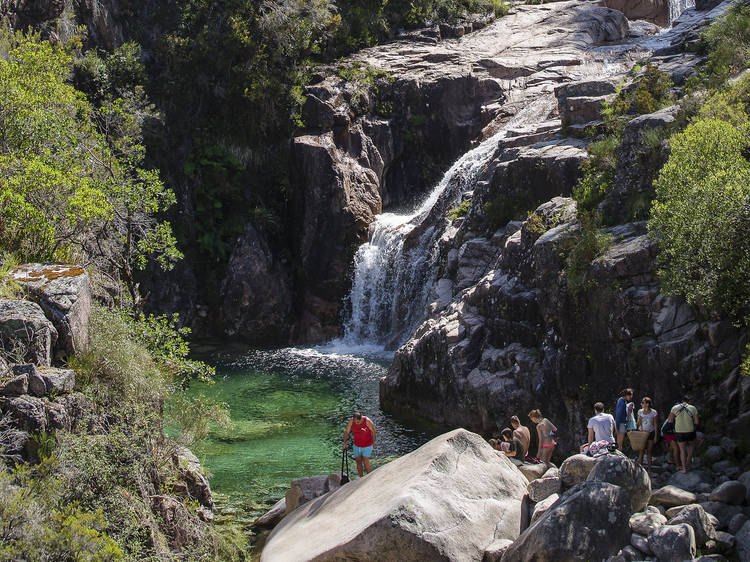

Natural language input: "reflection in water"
[188,347,440,522]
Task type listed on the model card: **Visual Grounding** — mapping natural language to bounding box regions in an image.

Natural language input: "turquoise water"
[189,346,440,523]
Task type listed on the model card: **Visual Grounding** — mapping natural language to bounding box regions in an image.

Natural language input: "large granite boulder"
[603,0,671,26]
[560,454,599,488]
[650,485,698,507]
[261,429,528,562]
[12,264,91,359]
[0,298,57,366]
[587,454,651,512]
[503,481,631,561]
[709,481,746,505]
[173,446,214,511]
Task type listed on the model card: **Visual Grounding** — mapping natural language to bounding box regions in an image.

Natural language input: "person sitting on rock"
[668,400,698,474]
[615,388,634,451]
[580,401,615,453]
[342,412,376,477]
[510,415,531,460]
[500,428,524,465]
[636,397,659,473]
[528,409,556,467]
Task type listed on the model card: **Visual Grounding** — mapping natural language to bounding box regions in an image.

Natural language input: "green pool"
[187,346,440,527]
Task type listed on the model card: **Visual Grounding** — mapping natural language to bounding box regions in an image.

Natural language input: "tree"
[649,118,750,323]
[0,35,181,305]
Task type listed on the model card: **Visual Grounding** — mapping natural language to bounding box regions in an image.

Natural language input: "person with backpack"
[343,412,376,477]
[668,400,699,474]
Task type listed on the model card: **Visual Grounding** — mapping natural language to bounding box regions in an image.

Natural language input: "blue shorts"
[617,423,627,434]
[353,445,373,458]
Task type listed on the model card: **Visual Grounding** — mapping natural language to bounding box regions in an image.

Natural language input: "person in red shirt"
[342,412,376,477]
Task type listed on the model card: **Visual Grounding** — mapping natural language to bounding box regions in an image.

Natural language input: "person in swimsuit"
[510,415,531,459]
[343,412,376,477]
[636,397,659,472]
[500,428,524,465]
[528,409,557,467]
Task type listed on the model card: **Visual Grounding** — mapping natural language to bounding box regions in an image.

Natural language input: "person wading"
[343,412,376,477]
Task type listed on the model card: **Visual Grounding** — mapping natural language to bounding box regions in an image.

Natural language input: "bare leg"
[355,457,364,477]
[617,431,625,451]
[677,442,687,473]
[685,442,695,471]
[638,449,645,466]
[670,441,678,466]
[646,442,653,472]
[540,446,554,467]
[363,458,372,474]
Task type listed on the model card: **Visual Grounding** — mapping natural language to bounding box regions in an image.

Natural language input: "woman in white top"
[636,397,659,472]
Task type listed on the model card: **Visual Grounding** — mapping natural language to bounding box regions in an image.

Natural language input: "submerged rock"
[261,429,528,562]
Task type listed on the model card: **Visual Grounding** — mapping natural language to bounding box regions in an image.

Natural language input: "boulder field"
[258,429,750,561]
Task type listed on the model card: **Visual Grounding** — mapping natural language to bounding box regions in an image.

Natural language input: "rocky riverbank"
[255,428,750,561]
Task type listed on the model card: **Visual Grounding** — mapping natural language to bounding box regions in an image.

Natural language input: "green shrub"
[692,3,750,89]
[565,211,613,294]
[572,135,619,213]
[649,118,750,323]
[447,200,471,220]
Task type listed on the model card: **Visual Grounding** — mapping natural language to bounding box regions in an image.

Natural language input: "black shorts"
[676,431,696,443]
[646,430,656,442]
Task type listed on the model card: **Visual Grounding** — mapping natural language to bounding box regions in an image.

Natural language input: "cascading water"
[341,96,559,350]
[668,0,696,25]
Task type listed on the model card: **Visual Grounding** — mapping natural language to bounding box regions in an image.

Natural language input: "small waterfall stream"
[341,96,559,349]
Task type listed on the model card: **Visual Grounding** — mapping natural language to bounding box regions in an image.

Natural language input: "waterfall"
[340,97,558,350]
[668,0,696,25]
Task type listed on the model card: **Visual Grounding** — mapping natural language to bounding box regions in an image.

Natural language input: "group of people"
[489,410,558,468]
[579,388,700,474]
[341,390,700,481]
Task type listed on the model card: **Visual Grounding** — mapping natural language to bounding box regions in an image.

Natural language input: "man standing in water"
[343,412,376,477]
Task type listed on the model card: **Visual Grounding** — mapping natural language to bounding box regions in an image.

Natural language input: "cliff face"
[379,1,749,454]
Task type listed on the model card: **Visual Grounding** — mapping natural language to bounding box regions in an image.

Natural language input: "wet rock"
[650,485,697,507]
[262,430,529,562]
[560,454,598,488]
[503,481,631,562]
[669,504,716,546]
[630,510,667,535]
[528,475,561,502]
[587,454,651,512]
[0,298,57,366]
[648,523,696,562]
[709,481,746,505]
[285,473,342,514]
[12,264,91,358]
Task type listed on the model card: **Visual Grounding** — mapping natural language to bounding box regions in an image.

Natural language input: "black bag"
[340,448,350,485]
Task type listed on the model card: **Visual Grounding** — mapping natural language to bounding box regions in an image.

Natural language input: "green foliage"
[602,65,673,134]
[696,73,750,127]
[742,343,750,377]
[649,118,750,323]
[0,35,181,306]
[0,463,124,561]
[447,199,471,220]
[690,3,750,90]
[565,211,613,294]
[0,253,21,299]
[167,393,232,447]
[572,135,619,213]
